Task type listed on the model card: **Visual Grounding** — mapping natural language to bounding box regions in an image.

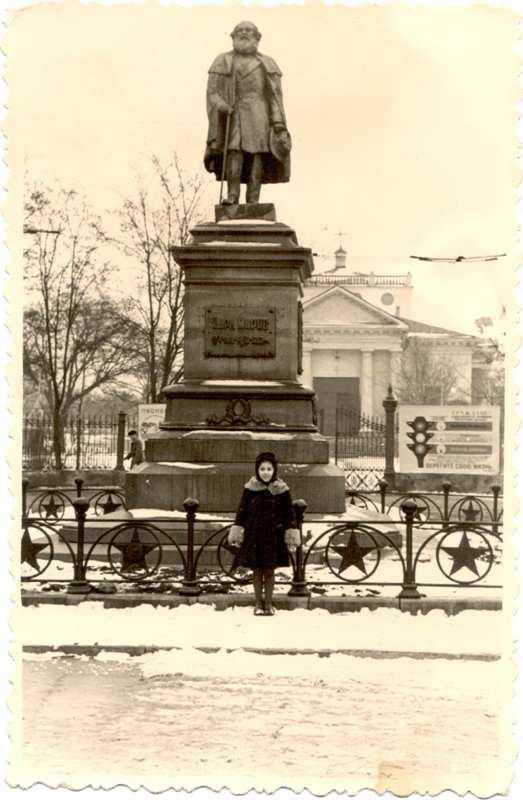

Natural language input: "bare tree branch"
[395,339,471,406]
[24,180,136,468]
[112,152,211,402]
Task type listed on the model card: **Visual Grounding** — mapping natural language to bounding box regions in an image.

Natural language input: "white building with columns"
[302,247,484,436]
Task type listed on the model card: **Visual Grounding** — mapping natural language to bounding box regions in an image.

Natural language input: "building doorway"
[313,377,360,436]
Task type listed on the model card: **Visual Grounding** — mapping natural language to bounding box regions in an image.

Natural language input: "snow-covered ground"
[18,604,509,791]
[20,647,506,794]
[17,602,504,655]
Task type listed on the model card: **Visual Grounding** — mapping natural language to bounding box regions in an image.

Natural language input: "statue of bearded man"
[204,21,292,206]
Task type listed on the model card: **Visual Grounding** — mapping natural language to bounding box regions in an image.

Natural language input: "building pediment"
[303,285,408,328]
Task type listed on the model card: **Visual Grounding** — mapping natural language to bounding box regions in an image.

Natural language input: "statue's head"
[231,21,261,55]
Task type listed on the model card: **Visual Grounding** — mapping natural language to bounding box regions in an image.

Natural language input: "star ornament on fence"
[332,532,376,575]
[41,494,63,519]
[459,500,481,522]
[440,532,487,577]
[100,494,122,515]
[408,501,427,522]
[21,527,48,571]
[112,529,158,573]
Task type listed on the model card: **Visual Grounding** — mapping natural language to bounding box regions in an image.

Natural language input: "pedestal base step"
[146,430,329,465]
[126,461,346,514]
[215,203,276,222]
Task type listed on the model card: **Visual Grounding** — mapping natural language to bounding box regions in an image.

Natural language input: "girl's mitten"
[284,528,300,549]
[228,525,244,546]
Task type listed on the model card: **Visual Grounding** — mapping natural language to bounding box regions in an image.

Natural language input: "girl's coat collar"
[245,476,289,495]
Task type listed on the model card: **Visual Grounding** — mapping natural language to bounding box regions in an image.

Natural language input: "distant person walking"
[229,452,300,615]
[124,430,144,469]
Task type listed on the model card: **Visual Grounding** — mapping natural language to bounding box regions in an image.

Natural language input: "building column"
[302,346,313,389]
[390,350,402,397]
[361,349,374,416]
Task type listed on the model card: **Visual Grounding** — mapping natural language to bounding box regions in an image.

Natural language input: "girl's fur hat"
[255,451,278,481]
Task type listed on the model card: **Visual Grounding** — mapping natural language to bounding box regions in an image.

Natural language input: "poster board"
[398,405,501,475]
[137,404,166,441]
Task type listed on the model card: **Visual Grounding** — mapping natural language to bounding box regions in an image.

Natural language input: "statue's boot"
[246,154,263,204]
[223,150,242,205]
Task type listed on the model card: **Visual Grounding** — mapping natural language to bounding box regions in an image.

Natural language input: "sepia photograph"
[2,0,521,794]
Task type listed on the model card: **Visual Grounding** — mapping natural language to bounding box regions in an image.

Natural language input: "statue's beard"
[233,37,258,55]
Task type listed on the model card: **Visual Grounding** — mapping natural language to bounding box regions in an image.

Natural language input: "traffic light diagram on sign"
[406,416,435,468]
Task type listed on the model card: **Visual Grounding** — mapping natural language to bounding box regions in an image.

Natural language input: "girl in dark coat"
[228,452,300,615]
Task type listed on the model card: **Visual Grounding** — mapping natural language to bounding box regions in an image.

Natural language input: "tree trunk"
[149,327,157,403]
[52,409,63,470]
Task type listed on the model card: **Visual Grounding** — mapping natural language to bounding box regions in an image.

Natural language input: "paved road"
[20,650,505,794]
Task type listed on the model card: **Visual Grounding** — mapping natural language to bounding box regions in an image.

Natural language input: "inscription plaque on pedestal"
[205,307,275,358]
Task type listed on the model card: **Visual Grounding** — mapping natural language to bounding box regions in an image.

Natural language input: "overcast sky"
[5,0,520,334]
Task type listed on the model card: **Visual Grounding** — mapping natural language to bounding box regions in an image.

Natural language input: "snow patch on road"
[132,645,500,685]
[18,602,503,655]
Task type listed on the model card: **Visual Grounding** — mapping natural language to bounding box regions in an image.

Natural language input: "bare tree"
[24,181,136,469]
[114,153,211,402]
[471,315,505,407]
[395,338,469,405]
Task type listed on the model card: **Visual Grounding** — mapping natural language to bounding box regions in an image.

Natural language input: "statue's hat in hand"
[270,128,292,164]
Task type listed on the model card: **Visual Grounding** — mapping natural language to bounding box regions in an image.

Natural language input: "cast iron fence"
[332,407,399,490]
[23,414,137,471]
[346,479,502,527]
[21,481,503,599]
[24,479,126,520]
[306,275,410,287]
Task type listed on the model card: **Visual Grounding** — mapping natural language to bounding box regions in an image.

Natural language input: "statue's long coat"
[204,51,291,185]
[232,477,297,568]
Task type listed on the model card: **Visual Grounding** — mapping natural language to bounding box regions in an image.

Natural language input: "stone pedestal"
[127,205,346,513]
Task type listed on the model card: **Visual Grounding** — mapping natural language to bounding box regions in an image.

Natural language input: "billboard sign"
[137,404,166,441]
[398,405,500,475]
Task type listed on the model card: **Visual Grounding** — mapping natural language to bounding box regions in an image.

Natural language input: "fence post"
[382,385,397,490]
[68,497,91,594]
[116,412,127,470]
[180,498,201,596]
[75,417,82,471]
[22,479,29,517]
[75,478,84,498]
[491,484,501,535]
[442,480,452,528]
[397,499,422,599]
[334,408,339,465]
[288,500,310,597]
[378,479,388,513]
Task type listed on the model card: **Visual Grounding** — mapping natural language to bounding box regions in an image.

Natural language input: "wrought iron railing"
[20,483,503,599]
[346,479,502,526]
[23,479,126,521]
[23,413,137,471]
[305,275,410,287]
[332,407,399,489]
